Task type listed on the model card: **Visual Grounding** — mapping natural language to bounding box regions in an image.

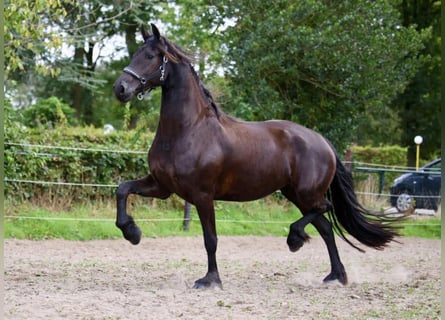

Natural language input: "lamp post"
[414,135,423,171]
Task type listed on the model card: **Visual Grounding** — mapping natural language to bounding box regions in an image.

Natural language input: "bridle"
[123,55,169,100]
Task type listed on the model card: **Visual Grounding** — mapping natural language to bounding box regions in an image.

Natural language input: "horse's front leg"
[116,175,171,245]
[193,199,222,289]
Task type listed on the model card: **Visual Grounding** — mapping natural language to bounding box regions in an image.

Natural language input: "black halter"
[123,56,168,100]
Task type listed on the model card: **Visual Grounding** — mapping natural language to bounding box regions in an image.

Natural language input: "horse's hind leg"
[311,215,348,285]
[281,187,347,284]
[286,211,319,252]
[116,175,171,245]
[281,186,326,252]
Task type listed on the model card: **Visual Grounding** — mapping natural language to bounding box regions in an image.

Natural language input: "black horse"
[113,24,398,288]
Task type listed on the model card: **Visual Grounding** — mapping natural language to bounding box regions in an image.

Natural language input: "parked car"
[390,158,441,212]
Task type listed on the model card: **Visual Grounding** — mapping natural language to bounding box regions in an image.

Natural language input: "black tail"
[328,154,400,252]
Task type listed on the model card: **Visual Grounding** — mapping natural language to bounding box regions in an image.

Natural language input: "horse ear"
[151,23,161,41]
[141,26,150,41]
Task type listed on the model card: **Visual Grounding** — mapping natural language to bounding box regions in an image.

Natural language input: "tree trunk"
[125,24,138,57]
[125,24,140,129]
[72,47,84,120]
[82,42,95,124]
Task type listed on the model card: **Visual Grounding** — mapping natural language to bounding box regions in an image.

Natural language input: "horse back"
[213,118,336,201]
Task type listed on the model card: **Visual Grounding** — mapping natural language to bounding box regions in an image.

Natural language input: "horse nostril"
[114,81,129,99]
[119,83,127,95]
[114,79,132,101]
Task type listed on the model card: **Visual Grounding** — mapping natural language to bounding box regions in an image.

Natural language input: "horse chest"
[148,143,196,190]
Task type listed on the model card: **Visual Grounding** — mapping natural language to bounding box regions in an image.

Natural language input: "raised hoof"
[193,274,222,289]
[323,270,348,286]
[287,233,310,252]
[120,222,142,245]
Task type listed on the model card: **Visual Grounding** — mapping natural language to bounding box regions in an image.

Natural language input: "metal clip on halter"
[160,56,168,82]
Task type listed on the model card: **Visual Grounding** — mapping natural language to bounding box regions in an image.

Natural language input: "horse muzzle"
[113,78,136,103]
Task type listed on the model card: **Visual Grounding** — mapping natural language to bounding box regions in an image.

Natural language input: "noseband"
[123,56,169,100]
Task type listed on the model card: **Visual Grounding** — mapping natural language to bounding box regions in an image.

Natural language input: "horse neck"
[158,63,208,134]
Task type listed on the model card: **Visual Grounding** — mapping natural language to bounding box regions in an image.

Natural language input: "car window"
[424,160,441,173]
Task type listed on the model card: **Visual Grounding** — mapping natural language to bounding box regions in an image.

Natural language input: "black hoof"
[323,270,348,286]
[287,233,310,252]
[118,220,142,245]
[193,273,222,289]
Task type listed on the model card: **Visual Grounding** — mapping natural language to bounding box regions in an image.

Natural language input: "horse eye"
[146,53,154,59]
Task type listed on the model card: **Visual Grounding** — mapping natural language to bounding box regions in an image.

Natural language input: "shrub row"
[349,145,407,166]
[5,122,410,207]
[5,125,154,205]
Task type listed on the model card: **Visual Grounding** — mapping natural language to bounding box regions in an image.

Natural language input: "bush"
[5,125,154,206]
[349,145,407,166]
[22,97,76,128]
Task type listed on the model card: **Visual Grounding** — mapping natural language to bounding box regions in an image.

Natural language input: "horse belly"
[215,166,288,201]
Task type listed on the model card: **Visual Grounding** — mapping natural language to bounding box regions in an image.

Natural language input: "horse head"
[113,24,169,102]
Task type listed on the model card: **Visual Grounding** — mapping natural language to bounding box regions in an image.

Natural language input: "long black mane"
[158,36,221,117]
[191,67,221,118]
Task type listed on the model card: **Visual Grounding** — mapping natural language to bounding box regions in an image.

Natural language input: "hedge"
[5,125,154,205]
[349,145,407,166]
[5,122,410,206]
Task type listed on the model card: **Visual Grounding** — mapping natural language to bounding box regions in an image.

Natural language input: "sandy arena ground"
[4,236,441,319]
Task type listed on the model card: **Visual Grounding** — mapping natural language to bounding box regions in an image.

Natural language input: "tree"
[22,97,76,129]
[49,1,148,124]
[6,0,167,125]
[392,0,441,164]
[216,0,428,151]
[159,0,227,76]
[4,0,69,77]
[4,2,226,133]
[4,0,72,110]
[5,0,226,128]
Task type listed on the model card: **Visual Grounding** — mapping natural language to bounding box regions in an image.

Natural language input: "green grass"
[4,198,309,240]
[398,217,441,238]
[4,199,441,240]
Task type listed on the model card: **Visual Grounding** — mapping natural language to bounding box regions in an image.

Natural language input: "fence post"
[378,171,386,196]
[345,149,352,170]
